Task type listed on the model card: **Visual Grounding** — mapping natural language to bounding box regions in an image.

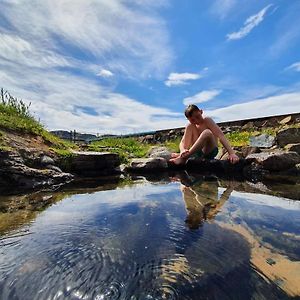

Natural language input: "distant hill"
[50,130,99,142]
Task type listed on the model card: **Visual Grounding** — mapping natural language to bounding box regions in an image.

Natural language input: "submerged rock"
[246,151,300,171]
[250,134,275,148]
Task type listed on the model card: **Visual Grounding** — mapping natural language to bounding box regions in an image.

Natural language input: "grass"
[225,128,278,147]
[89,137,153,163]
[165,136,181,152]
[0,89,77,152]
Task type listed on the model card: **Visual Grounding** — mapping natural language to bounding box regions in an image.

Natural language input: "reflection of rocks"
[219,222,300,297]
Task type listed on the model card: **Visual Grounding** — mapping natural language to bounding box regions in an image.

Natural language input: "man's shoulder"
[185,122,195,128]
[203,116,214,122]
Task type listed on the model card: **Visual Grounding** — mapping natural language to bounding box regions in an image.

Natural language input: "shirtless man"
[170,104,239,165]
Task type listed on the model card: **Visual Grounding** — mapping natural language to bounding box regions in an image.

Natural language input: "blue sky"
[0,0,300,134]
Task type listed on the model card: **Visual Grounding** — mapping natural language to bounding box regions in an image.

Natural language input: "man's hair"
[184,104,200,118]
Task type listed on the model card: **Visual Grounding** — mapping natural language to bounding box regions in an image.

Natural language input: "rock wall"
[136,112,300,143]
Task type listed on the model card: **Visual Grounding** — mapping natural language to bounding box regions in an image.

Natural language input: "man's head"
[184,104,203,124]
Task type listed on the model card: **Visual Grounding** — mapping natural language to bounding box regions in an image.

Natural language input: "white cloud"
[0,65,184,134]
[97,69,114,78]
[0,0,184,134]
[206,92,300,122]
[0,0,173,78]
[183,90,221,106]
[286,62,300,72]
[226,4,273,40]
[165,72,202,87]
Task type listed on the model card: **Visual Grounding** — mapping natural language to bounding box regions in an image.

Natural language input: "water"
[0,173,300,300]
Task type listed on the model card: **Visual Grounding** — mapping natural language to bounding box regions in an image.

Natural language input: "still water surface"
[0,174,300,299]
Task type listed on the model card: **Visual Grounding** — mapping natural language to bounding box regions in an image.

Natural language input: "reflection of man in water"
[176,173,234,229]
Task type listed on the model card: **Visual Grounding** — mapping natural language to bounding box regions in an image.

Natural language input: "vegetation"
[89,137,153,163]
[0,89,77,153]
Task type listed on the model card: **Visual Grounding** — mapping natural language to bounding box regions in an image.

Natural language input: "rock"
[242,121,254,130]
[70,151,120,176]
[241,146,261,157]
[276,128,300,147]
[46,165,62,172]
[40,155,55,166]
[249,134,275,148]
[185,157,247,173]
[285,143,300,155]
[246,151,300,171]
[279,115,292,125]
[147,146,172,160]
[128,157,168,171]
[0,150,73,195]
[141,135,155,143]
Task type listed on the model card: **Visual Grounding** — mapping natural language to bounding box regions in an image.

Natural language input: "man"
[170,104,239,165]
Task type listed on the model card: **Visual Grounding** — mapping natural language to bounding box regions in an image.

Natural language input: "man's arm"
[205,117,239,163]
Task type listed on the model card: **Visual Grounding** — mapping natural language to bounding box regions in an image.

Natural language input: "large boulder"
[147,146,172,160]
[0,150,73,194]
[246,151,300,171]
[276,128,300,147]
[249,134,275,148]
[70,151,120,176]
[128,157,168,172]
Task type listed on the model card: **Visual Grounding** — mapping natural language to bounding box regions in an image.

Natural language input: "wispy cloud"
[0,0,174,79]
[286,62,300,72]
[226,4,273,40]
[0,0,184,134]
[183,90,221,106]
[207,92,300,122]
[165,72,202,87]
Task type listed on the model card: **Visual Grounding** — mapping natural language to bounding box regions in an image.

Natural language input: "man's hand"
[180,149,190,159]
[228,153,239,164]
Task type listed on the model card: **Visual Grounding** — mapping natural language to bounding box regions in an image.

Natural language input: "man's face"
[187,109,203,124]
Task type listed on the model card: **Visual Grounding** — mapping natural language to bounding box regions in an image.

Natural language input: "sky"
[0,0,300,134]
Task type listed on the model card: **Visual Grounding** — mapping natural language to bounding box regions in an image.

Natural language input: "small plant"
[0,88,32,119]
[0,88,78,151]
[89,137,152,163]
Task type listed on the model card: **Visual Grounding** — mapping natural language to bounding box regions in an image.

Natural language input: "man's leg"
[170,124,197,164]
[188,129,217,157]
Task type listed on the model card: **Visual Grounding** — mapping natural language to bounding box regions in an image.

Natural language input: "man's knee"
[200,129,213,138]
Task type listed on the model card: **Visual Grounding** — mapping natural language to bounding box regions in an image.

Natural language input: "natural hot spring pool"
[0,173,300,300]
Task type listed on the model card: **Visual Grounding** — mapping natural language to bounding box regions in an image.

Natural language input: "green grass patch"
[165,137,181,153]
[89,137,152,163]
[0,89,77,151]
[225,128,277,147]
